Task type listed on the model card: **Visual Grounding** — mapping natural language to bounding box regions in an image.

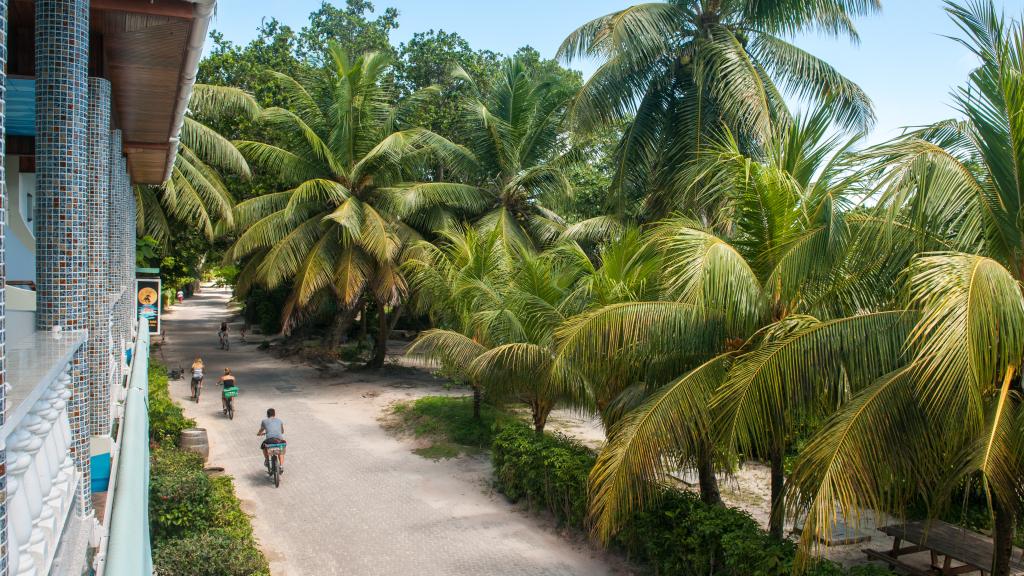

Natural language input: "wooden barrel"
[178,428,209,462]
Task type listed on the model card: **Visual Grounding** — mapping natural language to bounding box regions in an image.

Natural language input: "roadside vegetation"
[148,361,269,576]
[389,395,512,459]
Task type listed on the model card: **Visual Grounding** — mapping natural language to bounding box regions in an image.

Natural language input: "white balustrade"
[6,364,79,576]
[5,332,88,576]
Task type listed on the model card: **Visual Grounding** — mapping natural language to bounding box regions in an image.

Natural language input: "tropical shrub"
[208,476,259,542]
[150,446,212,540]
[492,423,597,529]
[152,529,269,576]
[491,422,892,576]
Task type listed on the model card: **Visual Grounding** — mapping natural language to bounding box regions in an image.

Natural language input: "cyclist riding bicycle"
[257,408,286,472]
[190,357,204,397]
[218,368,237,412]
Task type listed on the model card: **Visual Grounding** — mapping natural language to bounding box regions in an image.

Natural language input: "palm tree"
[227,45,468,364]
[556,109,923,541]
[404,226,513,419]
[409,238,589,434]
[557,0,876,221]
[136,84,258,244]
[389,58,578,253]
[788,3,1024,572]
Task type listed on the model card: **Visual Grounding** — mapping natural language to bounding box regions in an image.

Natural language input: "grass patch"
[413,444,461,460]
[392,395,513,458]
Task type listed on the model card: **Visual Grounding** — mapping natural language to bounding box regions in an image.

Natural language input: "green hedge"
[492,423,892,576]
[151,446,212,541]
[149,360,269,576]
[148,361,195,443]
[151,530,269,576]
[492,423,594,528]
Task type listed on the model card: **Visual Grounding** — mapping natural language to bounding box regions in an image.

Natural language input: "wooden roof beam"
[89,0,194,19]
[123,141,170,152]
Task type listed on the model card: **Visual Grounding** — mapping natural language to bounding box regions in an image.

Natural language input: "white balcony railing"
[4,330,87,576]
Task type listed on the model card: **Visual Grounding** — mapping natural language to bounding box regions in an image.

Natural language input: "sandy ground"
[158,286,628,576]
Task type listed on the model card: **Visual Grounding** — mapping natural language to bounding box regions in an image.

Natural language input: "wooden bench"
[863,548,932,576]
[863,521,1024,576]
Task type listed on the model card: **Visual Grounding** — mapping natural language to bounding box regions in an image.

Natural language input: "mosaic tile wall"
[87,78,111,435]
[110,130,129,366]
[108,129,123,398]
[116,152,131,349]
[126,156,136,332]
[35,0,91,514]
[0,0,9,571]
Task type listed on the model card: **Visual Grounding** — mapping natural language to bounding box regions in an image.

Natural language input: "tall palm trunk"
[368,302,389,369]
[696,444,722,506]
[367,302,403,369]
[531,401,549,436]
[769,443,785,540]
[329,297,363,349]
[992,494,1016,576]
[472,382,482,420]
[358,300,369,344]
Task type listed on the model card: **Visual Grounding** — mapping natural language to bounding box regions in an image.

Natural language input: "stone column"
[87,78,111,436]
[0,0,10,571]
[35,0,91,514]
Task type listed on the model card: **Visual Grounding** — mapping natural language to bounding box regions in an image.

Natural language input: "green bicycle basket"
[223,386,239,398]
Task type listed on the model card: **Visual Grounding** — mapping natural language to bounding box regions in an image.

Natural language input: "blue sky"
[207,0,1024,144]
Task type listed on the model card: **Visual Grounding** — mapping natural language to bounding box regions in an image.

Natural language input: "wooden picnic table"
[863,520,1024,575]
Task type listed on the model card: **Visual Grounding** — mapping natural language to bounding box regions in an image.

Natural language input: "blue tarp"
[90,453,111,493]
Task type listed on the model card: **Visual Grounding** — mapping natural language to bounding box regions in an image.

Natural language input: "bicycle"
[223,386,238,420]
[219,331,230,350]
[266,443,285,487]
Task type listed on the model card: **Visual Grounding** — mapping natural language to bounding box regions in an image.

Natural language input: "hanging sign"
[136,278,161,334]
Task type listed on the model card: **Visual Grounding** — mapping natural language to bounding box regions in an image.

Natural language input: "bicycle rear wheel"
[271,455,280,487]
[227,398,234,420]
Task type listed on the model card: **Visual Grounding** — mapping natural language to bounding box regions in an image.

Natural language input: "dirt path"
[159,286,618,576]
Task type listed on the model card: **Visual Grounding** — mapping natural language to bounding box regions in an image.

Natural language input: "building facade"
[1,1,215,574]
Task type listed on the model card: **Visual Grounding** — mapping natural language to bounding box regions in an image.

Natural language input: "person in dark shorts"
[258,408,286,471]
[190,357,204,397]
[218,368,237,412]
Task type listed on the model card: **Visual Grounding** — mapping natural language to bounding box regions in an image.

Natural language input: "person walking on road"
[219,321,230,350]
